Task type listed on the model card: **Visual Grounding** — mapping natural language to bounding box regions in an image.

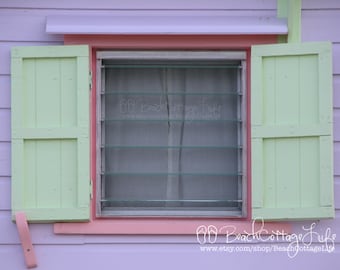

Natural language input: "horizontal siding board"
[0,109,10,141]
[1,243,340,270]
[0,9,278,16]
[335,178,340,210]
[0,142,10,177]
[0,178,10,210]
[0,211,20,244]
[0,10,277,17]
[0,0,277,10]
[334,76,340,108]
[0,76,10,108]
[302,10,340,42]
[302,0,340,9]
[0,44,11,75]
[332,44,340,75]
[83,235,204,244]
[334,109,340,141]
[335,142,340,176]
[0,15,63,42]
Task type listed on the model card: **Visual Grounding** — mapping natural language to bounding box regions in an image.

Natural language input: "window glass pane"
[99,56,244,216]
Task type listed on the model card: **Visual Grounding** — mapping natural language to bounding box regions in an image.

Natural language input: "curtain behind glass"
[102,63,240,211]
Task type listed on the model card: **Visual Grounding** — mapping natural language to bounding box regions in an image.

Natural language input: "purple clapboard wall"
[1,0,340,269]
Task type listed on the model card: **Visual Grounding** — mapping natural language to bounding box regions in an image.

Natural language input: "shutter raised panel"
[11,45,90,222]
[251,42,334,220]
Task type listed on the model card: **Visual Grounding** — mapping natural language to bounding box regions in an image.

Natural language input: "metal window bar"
[97,51,246,217]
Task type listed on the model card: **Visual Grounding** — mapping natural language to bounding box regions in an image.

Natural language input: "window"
[97,51,247,217]
[11,40,334,230]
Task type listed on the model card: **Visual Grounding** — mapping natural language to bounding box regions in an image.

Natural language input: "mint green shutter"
[11,45,90,222]
[251,42,334,220]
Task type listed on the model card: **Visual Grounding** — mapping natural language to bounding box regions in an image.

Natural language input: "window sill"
[54,218,291,235]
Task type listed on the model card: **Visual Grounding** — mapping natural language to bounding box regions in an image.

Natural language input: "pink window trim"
[54,34,291,235]
[54,218,291,235]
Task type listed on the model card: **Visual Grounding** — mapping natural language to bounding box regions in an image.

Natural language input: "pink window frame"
[54,34,291,234]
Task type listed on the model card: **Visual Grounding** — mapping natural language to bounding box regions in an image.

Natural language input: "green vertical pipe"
[277,0,301,43]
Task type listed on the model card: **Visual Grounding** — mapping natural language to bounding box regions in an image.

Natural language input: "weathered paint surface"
[1,0,340,269]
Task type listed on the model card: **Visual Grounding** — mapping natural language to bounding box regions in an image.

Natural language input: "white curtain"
[102,63,241,211]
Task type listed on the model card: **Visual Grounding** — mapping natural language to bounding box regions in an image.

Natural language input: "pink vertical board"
[15,212,37,268]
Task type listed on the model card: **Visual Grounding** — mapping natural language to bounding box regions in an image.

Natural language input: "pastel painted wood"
[11,45,90,222]
[15,212,37,268]
[251,42,334,220]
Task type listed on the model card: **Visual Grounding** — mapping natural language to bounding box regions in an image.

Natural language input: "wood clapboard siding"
[335,143,340,175]
[0,143,10,177]
[335,178,340,209]
[0,109,10,142]
[1,244,340,270]
[0,76,10,108]
[0,0,277,10]
[1,0,326,9]
[0,178,10,210]
[0,16,62,42]
[334,110,340,141]
[302,10,340,42]
[0,212,20,244]
[0,1,339,269]
[335,76,340,108]
[302,0,340,9]
[332,45,340,74]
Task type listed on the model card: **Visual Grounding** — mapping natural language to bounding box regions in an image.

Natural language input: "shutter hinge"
[89,71,93,91]
[90,180,93,200]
